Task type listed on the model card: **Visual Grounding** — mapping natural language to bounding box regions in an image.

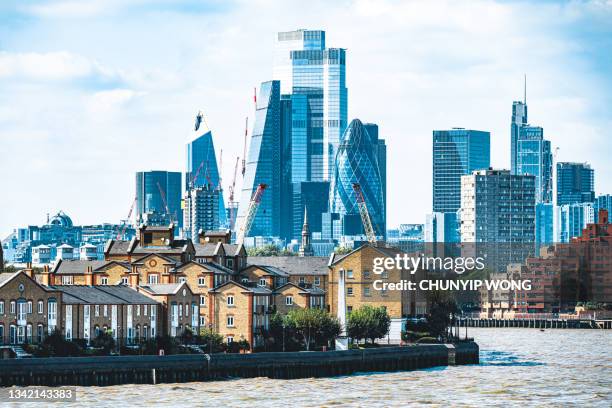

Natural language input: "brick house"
[139,282,200,337]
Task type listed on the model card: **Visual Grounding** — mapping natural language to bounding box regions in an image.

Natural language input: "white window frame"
[10,301,16,314]
[226,316,234,327]
[198,277,206,287]
[200,295,206,306]
[227,296,234,306]
[347,270,354,279]
[148,274,159,284]
[0,301,4,315]
[258,278,267,287]
[314,277,321,286]
[37,300,43,314]
[101,277,108,285]
[285,296,293,306]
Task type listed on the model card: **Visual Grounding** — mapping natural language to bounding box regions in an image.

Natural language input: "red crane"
[237,183,267,244]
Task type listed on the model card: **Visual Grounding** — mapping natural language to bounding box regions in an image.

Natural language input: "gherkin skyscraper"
[329,119,385,238]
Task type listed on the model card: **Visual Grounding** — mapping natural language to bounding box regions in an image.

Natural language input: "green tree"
[247,244,282,256]
[426,290,458,339]
[91,331,116,354]
[334,246,353,255]
[285,308,341,351]
[199,328,224,353]
[347,305,391,344]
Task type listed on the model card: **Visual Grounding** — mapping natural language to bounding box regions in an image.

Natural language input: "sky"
[1,0,611,238]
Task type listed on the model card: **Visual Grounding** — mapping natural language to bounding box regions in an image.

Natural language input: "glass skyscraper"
[135,171,182,229]
[329,119,385,238]
[554,203,594,243]
[516,126,553,204]
[432,129,490,213]
[556,162,595,206]
[186,114,226,227]
[510,100,528,175]
[595,194,612,222]
[273,29,347,182]
[236,81,282,238]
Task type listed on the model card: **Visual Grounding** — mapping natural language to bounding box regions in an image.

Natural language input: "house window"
[299,277,306,284]
[381,289,388,297]
[95,305,100,317]
[10,301,15,314]
[227,336,234,344]
[103,305,108,317]
[0,301,3,314]
[62,276,73,285]
[37,300,44,314]
[37,324,44,343]
[179,277,186,284]
[241,278,249,284]
[314,277,320,286]
[136,305,141,317]
[199,316,206,326]
[227,296,234,306]
[258,278,266,287]
[148,274,158,284]
[227,316,234,327]
[198,277,206,286]
[101,277,108,285]
[200,295,206,306]
[363,271,371,280]
[121,277,129,285]
[347,306,353,314]
[185,304,189,317]
[143,326,148,339]
[364,287,371,297]
[144,305,148,316]
[285,296,293,306]
[179,304,183,317]
[226,259,234,268]
[27,301,33,314]
[347,287,353,296]
[0,325,3,344]
[381,271,389,279]
[347,270,354,279]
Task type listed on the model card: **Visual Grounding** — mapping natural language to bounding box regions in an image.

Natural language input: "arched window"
[0,324,4,345]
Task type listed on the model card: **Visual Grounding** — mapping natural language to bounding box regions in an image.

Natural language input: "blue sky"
[1,0,611,237]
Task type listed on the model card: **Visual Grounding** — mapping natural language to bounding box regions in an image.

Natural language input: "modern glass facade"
[554,203,594,243]
[135,171,182,229]
[535,203,554,247]
[273,29,347,183]
[510,100,528,175]
[425,212,460,243]
[433,129,490,213]
[556,162,595,206]
[595,194,612,222]
[186,122,226,227]
[516,126,552,204]
[236,81,282,238]
[329,119,385,238]
[292,181,330,240]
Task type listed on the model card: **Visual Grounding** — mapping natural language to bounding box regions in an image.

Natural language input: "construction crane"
[236,183,267,244]
[352,183,377,244]
[190,160,206,190]
[241,116,248,177]
[116,197,136,239]
[228,156,240,229]
[156,181,174,224]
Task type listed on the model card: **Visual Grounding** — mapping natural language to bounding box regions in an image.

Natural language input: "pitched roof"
[52,259,107,275]
[50,285,158,305]
[200,262,235,275]
[105,238,192,256]
[193,242,224,257]
[328,243,405,266]
[93,261,130,272]
[139,282,188,295]
[132,253,178,265]
[222,243,244,256]
[275,282,326,295]
[0,272,19,288]
[209,280,273,295]
[247,265,289,277]
[247,256,329,276]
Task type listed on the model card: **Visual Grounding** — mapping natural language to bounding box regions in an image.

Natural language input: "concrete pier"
[458,317,612,329]
[0,342,479,387]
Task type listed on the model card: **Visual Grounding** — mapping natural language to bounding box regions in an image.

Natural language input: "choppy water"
[24,329,612,406]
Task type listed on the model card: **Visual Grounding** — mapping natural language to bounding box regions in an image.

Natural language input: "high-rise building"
[516,126,553,204]
[510,100,528,175]
[364,123,387,231]
[460,169,536,271]
[273,29,347,182]
[183,186,221,240]
[236,81,282,239]
[556,162,595,206]
[595,194,612,223]
[535,203,554,246]
[433,129,490,213]
[554,203,594,243]
[135,171,182,229]
[329,119,385,239]
[292,181,330,240]
[425,212,460,244]
[186,112,226,227]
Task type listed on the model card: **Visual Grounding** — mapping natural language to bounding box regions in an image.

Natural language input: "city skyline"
[1,0,612,237]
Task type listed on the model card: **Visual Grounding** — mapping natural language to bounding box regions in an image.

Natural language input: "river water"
[61,329,611,407]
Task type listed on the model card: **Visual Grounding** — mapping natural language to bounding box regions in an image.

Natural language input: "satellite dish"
[194,111,203,131]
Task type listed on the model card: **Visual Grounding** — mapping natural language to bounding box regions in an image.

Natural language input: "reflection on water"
[23,329,612,407]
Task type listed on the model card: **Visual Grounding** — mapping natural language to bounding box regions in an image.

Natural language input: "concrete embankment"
[0,342,479,387]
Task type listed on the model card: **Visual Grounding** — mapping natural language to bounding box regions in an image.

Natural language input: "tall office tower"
[554,203,594,243]
[460,169,536,271]
[510,79,528,175]
[329,119,385,238]
[594,194,612,222]
[364,123,387,234]
[425,212,460,243]
[433,129,490,213]
[292,181,330,240]
[236,81,282,239]
[535,203,554,246]
[273,29,347,182]
[135,171,182,229]
[556,162,595,206]
[516,126,553,204]
[186,112,226,228]
[183,186,221,240]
